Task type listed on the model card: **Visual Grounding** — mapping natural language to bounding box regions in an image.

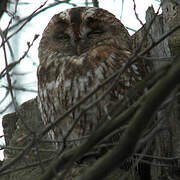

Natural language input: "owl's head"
[38,7,132,61]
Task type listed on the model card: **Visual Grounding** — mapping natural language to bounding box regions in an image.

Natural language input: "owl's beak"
[71,36,82,55]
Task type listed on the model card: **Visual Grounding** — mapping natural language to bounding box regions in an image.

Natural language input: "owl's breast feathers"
[37,45,143,134]
[38,45,141,95]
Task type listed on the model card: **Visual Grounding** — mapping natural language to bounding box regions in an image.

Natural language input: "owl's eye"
[87,30,104,38]
[86,17,96,24]
[56,34,70,40]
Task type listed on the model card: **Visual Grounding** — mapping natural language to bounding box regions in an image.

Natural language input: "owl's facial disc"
[53,8,107,55]
[44,7,130,57]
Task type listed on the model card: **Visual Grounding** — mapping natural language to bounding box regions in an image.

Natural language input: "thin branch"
[132,0,144,26]
[0,139,35,173]
[2,85,37,93]
[34,138,46,172]
[39,136,89,144]
[0,158,53,176]
[135,159,178,168]
[0,145,56,153]
[1,34,39,137]
[0,88,9,104]
[0,1,47,47]
[0,34,39,79]
[138,56,174,61]
[5,1,76,34]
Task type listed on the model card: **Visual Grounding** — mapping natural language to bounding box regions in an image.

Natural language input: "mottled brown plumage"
[37,7,147,143]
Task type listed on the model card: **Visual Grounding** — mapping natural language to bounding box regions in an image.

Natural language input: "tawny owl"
[37,7,147,144]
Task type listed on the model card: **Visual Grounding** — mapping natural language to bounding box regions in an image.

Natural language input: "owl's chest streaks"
[40,48,137,108]
[38,43,148,142]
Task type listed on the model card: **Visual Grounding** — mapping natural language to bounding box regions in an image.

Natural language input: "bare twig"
[0,145,56,153]
[138,56,174,61]
[0,158,53,176]
[4,1,76,34]
[0,1,47,47]
[0,34,39,79]
[2,85,37,93]
[132,0,144,26]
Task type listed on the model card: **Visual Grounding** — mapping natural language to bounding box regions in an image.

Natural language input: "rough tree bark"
[1,99,55,180]
[146,1,180,179]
